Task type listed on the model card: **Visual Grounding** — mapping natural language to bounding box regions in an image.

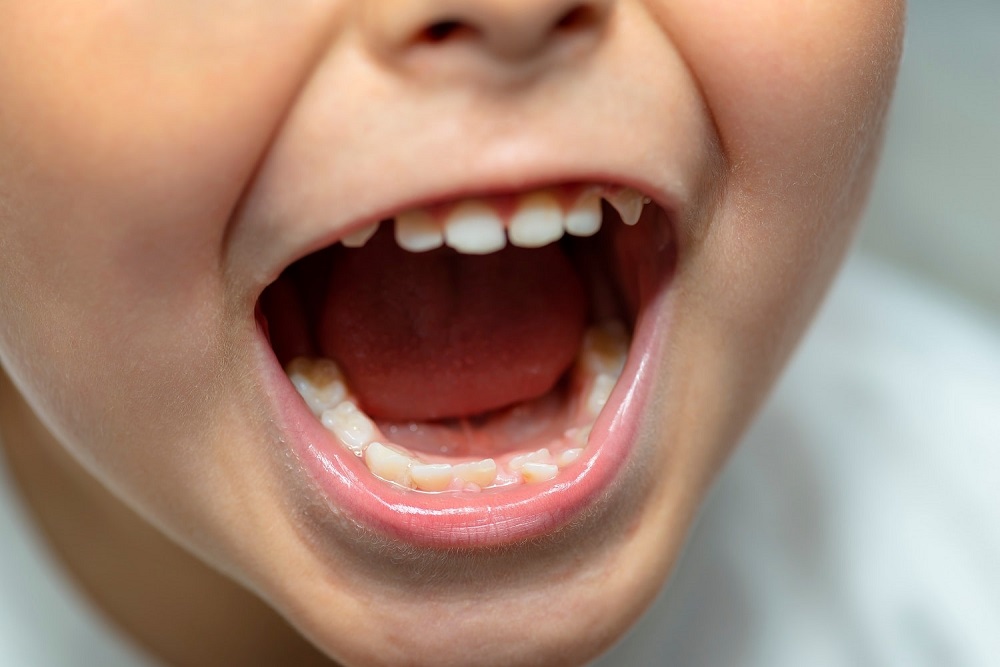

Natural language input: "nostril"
[394,0,612,63]
[554,5,601,32]
[420,19,479,45]
[425,20,459,42]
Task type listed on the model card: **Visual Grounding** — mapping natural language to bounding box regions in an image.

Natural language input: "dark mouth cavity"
[258,197,669,454]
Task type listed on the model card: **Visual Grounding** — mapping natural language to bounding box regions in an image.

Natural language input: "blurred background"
[858,0,1000,316]
[600,6,1000,663]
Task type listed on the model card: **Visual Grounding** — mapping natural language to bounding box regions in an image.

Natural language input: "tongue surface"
[319,229,586,422]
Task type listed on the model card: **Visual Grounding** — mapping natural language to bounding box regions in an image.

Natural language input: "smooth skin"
[0,1,903,665]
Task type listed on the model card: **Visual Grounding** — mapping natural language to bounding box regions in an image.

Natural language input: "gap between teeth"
[346,185,651,254]
[286,320,629,493]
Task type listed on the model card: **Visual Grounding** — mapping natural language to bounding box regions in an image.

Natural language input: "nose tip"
[363,0,614,64]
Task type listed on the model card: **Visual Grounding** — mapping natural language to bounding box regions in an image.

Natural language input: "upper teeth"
[395,209,443,252]
[341,222,380,248]
[339,186,651,254]
[604,187,650,226]
[443,201,507,255]
[507,191,565,248]
[564,190,602,237]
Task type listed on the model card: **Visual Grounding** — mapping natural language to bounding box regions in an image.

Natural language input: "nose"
[361,0,614,65]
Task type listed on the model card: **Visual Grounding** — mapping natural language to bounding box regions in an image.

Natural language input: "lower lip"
[255,306,665,549]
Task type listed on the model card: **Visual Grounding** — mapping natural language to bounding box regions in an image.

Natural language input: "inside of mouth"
[258,188,671,493]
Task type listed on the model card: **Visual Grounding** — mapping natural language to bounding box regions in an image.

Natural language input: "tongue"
[319,228,586,422]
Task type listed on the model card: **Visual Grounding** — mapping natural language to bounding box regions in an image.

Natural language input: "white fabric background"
[858,0,1000,315]
[0,456,158,665]
[596,254,1000,665]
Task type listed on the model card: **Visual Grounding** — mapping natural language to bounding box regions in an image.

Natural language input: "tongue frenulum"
[318,229,587,422]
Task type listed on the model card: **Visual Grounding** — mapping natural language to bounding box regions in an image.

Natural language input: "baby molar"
[444,201,507,254]
[580,320,629,377]
[565,190,602,237]
[586,374,616,418]
[556,448,583,468]
[452,459,498,488]
[565,426,592,449]
[410,463,454,492]
[341,221,380,248]
[520,462,559,484]
[508,191,564,248]
[287,358,347,416]
[604,187,650,226]
[321,401,376,455]
[364,442,417,487]
[394,209,443,252]
[508,448,553,472]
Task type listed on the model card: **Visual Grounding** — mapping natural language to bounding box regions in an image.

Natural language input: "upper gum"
[414,183,605,222]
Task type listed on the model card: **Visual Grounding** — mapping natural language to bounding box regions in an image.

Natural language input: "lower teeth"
[287,319,628,492]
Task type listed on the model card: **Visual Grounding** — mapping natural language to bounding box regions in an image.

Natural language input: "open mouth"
[255,181,676,548]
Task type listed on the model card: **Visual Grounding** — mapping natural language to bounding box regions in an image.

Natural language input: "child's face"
[0,1,902,664]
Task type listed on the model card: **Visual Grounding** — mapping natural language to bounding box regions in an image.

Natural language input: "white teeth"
[411,463,455,492]
[385,185,649,254]
[508,448,552,471]
[287,358,347,416]
[566,425,591,449]
[565,190,602,237]
[364,442,416,487]
[580,320,629,377]
[556,448,584,468]
[452,459,497,488]
[321,401,376,455]
[444,201,507,254]
[341,221,380,248]
[586,374,616,418]
[394,210,444,252]
[604,187,649,226]
[508,191,564,248]
[520,462,559,484]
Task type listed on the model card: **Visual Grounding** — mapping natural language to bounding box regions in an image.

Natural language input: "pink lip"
[255,286,670,549]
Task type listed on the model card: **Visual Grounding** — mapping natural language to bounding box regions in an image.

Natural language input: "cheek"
[674,0,905,180]
[0,2,305,288]
[675,0,904,308]
[0,2,318,475]
[648,0,904,474]
[705,0,904,338]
